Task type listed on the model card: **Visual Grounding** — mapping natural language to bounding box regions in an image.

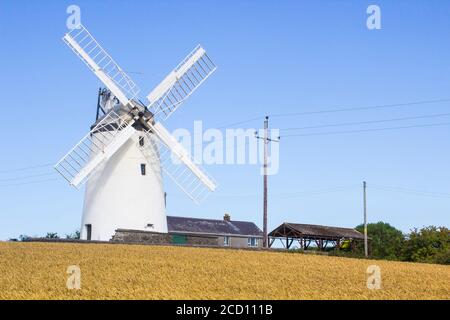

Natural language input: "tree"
[65,230,80,240]
[355,222,405,260]
[45,232,59,239]
[19,235,31,241]
[402,226,449,264]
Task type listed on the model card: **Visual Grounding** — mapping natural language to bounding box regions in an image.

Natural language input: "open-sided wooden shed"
[268,222,365,251]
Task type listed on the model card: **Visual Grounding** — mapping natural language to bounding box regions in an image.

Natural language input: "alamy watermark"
[367,5,382,30]
[172,121,280,175]
[66,265,81,290]
[66,5,81,30]
[366,265,382,290]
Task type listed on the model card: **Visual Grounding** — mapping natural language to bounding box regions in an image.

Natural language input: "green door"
[172,234,187,245]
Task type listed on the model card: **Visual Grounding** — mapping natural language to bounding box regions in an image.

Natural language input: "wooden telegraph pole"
[256,116,280,248]
[363,181,368,257]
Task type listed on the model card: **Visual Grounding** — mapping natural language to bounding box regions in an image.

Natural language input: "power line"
[211,98,450,130]
[217,116,265,129]
[0,121,446,183]
[170,183,450,199]
[270,98,450,119]
[167,116,450,151]
[272,186,360,198]
[2,98,450,181]
[281,113,450,131]
[282,122,450,138]
[0,178,59,188]
[214,185,360,198]
[0,163,53,174]
[370,184,450,198]
[0,172,57,183]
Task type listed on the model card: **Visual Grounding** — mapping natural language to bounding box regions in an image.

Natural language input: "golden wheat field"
[0,242,449,300]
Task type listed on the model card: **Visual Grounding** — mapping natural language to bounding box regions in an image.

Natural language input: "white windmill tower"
[54,24,217,241]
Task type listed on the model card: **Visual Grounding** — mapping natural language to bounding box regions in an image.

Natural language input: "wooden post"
[263,117,268,248]
[255,117,280,248]
[363,181,368,257]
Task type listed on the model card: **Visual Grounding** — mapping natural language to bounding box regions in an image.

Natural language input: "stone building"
[167,214,263,248]
[112,214,263,248]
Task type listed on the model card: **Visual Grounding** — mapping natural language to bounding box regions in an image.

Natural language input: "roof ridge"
[167,216,263,236]
[287,222,359,231]
[167,215,258,225]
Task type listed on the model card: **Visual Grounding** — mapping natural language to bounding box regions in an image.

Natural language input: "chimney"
[223,213,231,222]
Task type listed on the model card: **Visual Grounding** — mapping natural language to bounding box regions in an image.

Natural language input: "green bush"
[355,222,405,260]
[402,226,449,264]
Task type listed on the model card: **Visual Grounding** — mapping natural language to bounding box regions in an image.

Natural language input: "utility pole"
[363,181,368,257]
[255,116,280,248]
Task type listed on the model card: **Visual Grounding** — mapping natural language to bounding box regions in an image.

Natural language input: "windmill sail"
[55,111,136,188]
[57,25,219,205]
[63,24,140,106]
[141,122,217,203]
[146,45,216,121]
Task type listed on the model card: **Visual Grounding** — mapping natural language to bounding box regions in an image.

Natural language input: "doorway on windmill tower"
[85,224,92,241]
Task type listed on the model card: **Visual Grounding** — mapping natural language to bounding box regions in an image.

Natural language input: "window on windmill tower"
[139,136,145,147]
[140,164,146,176]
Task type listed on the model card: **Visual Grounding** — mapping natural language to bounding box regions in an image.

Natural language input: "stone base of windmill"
[111,229,218,247]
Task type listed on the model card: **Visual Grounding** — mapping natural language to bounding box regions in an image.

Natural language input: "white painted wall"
[80,131,167,241]
[218,236,263,248]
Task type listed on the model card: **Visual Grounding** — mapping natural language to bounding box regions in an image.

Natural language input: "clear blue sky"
[0,0,449,240]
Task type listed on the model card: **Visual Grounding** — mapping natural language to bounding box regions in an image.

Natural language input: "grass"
[0,242,449,300]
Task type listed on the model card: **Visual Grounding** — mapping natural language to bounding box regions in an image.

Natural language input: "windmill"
[54,24,217,241]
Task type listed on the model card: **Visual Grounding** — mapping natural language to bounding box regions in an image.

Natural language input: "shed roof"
[167,216,263,237]
[269,222,364,240]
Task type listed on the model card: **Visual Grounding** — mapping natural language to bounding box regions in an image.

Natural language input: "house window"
[248,237,258,247]
[223,236,230,246]
[139,136,145,147]
[140,164,146,176]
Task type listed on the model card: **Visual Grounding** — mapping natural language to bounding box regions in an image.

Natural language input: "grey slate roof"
[167,216,263,237]
[269,222,364,240]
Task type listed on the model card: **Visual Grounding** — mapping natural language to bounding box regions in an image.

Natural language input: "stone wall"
[111,229,171,244]
[111,229,217,246]
[184,234,217,246]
